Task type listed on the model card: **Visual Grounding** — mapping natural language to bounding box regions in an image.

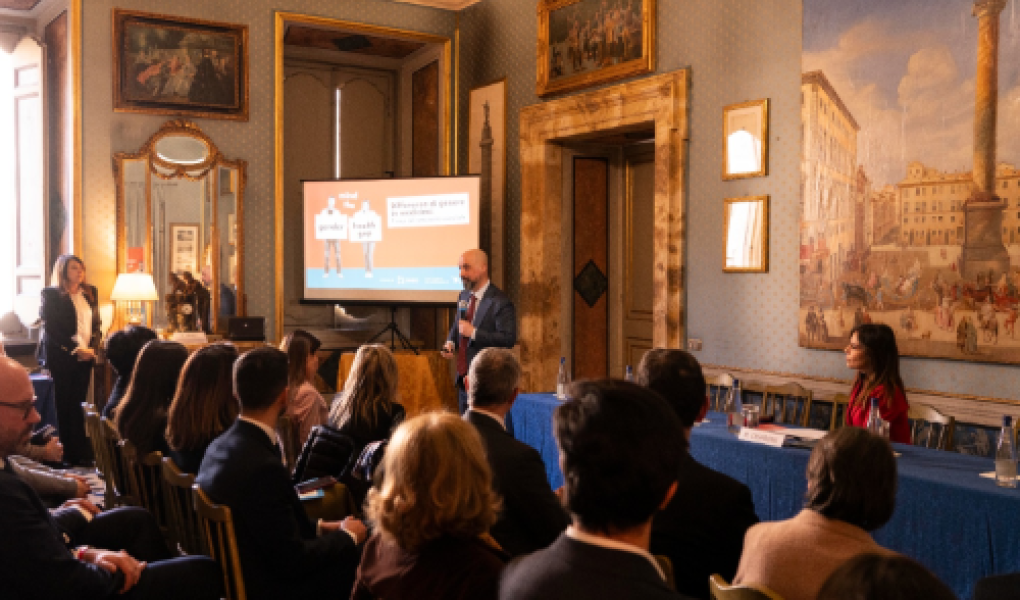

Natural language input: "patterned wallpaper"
[80,0,455,338]
[459,0,1020,400]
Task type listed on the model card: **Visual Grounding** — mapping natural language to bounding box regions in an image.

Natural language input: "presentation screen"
[302,176,480,303]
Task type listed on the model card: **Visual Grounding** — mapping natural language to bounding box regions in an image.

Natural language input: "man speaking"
[441,249,516,415]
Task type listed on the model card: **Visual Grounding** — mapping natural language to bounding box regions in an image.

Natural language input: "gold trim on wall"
[71,0,82,258]
[273,11,454,343]
[722,98,769,181]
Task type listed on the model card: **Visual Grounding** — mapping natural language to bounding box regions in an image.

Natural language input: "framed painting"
[723,195,769,273]
[537,0,655,97]
[723,99,769,180]
[468,77,507,288]
[169,223,199,275]
[113,9,249,121]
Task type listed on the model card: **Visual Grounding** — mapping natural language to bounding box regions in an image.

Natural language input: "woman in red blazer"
[844,323,910,444]
[39,254,102,466]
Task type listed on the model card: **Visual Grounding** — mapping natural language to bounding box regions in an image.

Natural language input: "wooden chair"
[908,403,956,451]
[709,574,785,600]
[276,414,300,471]
[120,442,169,537]
[707,373,736,412]
[763,382,813,427]
[740,381,769,418]
[83,405,113,501]
[193,484,246,600]
[162,457,204,556]
[829,393,850,431]
[98,418,136,507]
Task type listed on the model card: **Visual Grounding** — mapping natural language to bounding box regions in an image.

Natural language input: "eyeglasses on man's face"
[0,397,37,420]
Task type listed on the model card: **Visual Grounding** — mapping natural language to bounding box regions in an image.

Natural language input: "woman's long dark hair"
[166,343,239,452]
[280,329,321,399]
[849,323,904,409]
[114,340,189,455]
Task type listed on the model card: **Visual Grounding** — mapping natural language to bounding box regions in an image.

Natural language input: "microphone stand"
[366,306,417,354]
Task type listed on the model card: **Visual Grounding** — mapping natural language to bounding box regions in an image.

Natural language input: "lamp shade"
[110,273,159,302]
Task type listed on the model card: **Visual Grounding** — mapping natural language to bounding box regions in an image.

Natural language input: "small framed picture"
[722,195,769,273]
[170,223,200,275]
[722,99,769,180]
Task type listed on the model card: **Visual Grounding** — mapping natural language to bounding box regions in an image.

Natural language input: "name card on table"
[738,428,786,448]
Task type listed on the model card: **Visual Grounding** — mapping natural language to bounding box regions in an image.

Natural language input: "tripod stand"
[366,306,418,354]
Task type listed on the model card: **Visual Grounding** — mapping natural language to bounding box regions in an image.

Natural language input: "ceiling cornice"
[394,0,481,11]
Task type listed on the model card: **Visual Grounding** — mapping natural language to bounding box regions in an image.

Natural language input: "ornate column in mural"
[962,0,1010,279]
[480,101,494,253]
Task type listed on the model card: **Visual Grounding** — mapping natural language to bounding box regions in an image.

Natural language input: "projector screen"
[302,176,480,303]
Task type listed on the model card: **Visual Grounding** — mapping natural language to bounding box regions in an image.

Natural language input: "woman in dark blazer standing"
[39,254,101,466]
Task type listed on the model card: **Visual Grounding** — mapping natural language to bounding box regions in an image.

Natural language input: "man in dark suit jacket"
[442,249,517,414]
[196,348,367,600]
[500,380,692,600]
[464,348,569,557]
[637,349,760,600]
[0,356,221,600]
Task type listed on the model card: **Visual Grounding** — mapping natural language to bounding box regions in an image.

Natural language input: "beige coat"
[733,509,894,600]
[288,382,329,448]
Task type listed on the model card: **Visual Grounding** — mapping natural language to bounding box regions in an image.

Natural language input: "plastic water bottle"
[625,365,634,382]
[996,415,1017,488]
[866,398,884,436]
[726,380,743,433]
[556,357,569,399]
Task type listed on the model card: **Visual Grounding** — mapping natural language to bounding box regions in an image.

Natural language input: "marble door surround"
[518,70,690,392]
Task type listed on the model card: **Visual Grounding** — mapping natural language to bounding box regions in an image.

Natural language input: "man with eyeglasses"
[0,356,222,599]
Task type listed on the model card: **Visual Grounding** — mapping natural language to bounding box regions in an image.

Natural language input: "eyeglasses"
[846,343,864,351]
[0,397,37,420]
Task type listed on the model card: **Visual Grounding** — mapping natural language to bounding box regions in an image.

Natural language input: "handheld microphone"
[458,299,468,321]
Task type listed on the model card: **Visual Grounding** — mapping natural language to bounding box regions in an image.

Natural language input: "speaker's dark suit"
[650,453,759,600]
[196,419,360,600]
[39,284,102,465]
[500,534,690,600]
[0,460,220,600]
[465,411,569,557]
[446,283,517,413]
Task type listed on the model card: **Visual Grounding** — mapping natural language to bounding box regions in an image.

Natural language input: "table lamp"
[110,273,158,325]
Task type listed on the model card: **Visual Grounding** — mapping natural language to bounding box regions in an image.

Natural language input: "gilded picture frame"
[112,9,249,121]
[722,99,769,180]
[468,77,507,288]
[537,0,655,97]
[169,223,200,276]
[722,195,769,273]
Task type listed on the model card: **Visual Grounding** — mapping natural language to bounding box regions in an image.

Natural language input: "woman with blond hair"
[352,413,505,599]
[39,254,102,466]
[280,329,329,446]
[165,343,239,473]
[329,343,405,449]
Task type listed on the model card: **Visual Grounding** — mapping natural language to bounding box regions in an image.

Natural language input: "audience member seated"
[500,379,690,600]
[0,356,222,600]
[17,435,64,465]
[102,325,157,419]
[733,427,898,600]
[196,348,367,600]
[9,454,91,504]
[165,343,239,473]
[280,329,329,446]
[114,340,188,457]
[330,343,406,449]
[353,412,506,599]
[817,553,956,600]
[464,348,569,557]
[637,349,759,599]
[844,323,910,443]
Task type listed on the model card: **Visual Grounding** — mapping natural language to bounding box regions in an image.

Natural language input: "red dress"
[845,381,910,444]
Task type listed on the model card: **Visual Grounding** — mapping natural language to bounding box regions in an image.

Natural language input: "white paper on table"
[979,471,1018,481]
[758,425,828,440]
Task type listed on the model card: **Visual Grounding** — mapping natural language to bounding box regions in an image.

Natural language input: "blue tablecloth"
[30,374,57,431]
[510,393,1020,599]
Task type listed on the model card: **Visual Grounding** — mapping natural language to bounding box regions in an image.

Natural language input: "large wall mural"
[800,0,1020,364]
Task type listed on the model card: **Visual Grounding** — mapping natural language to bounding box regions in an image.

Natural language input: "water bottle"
[727,380,743,433]
[556,357,569,399]
[996,415,1017,489]
[866,398,884,436]
[625,365,634,382]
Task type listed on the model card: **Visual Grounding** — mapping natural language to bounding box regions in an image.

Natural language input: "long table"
[509,393,1020,599]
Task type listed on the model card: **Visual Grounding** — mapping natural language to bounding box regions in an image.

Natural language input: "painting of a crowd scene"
[113,10,248,121]
[800,0,1020,364]
[537,0,654,97]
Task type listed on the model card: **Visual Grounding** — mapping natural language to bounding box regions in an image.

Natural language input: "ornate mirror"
[114,119,246,333]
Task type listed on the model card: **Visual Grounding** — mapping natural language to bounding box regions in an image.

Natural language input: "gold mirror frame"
[722,195,769,273]
[722,98,769,181]
[114,119,247,330]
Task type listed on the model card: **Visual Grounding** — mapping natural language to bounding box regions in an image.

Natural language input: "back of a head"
[332,344,397,428]
[818,553,957,600]
[467,348,520,409]
[167,343,240,451]
[636,348,706,428]
[367,412,498,551]
[281,329,321,389]
[555,379,686,533]
[115,340,189,452]
[806,426,897,531]
[234,347,289,412]
[106,325,157,377]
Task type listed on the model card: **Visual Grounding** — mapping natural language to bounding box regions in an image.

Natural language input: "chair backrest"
[99,417,135,507]
[654,555,675,592]
[193,484,246,600]
[829,393,850,431]
[908,403,956,451]
[120,441,168,533]
[765,382,813,427]
[709,574,785,600]
[276,414,299,471]
[740,381,769,418]
[707,373,736,412]
[161,457,204,556]
[83,405,114,502]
